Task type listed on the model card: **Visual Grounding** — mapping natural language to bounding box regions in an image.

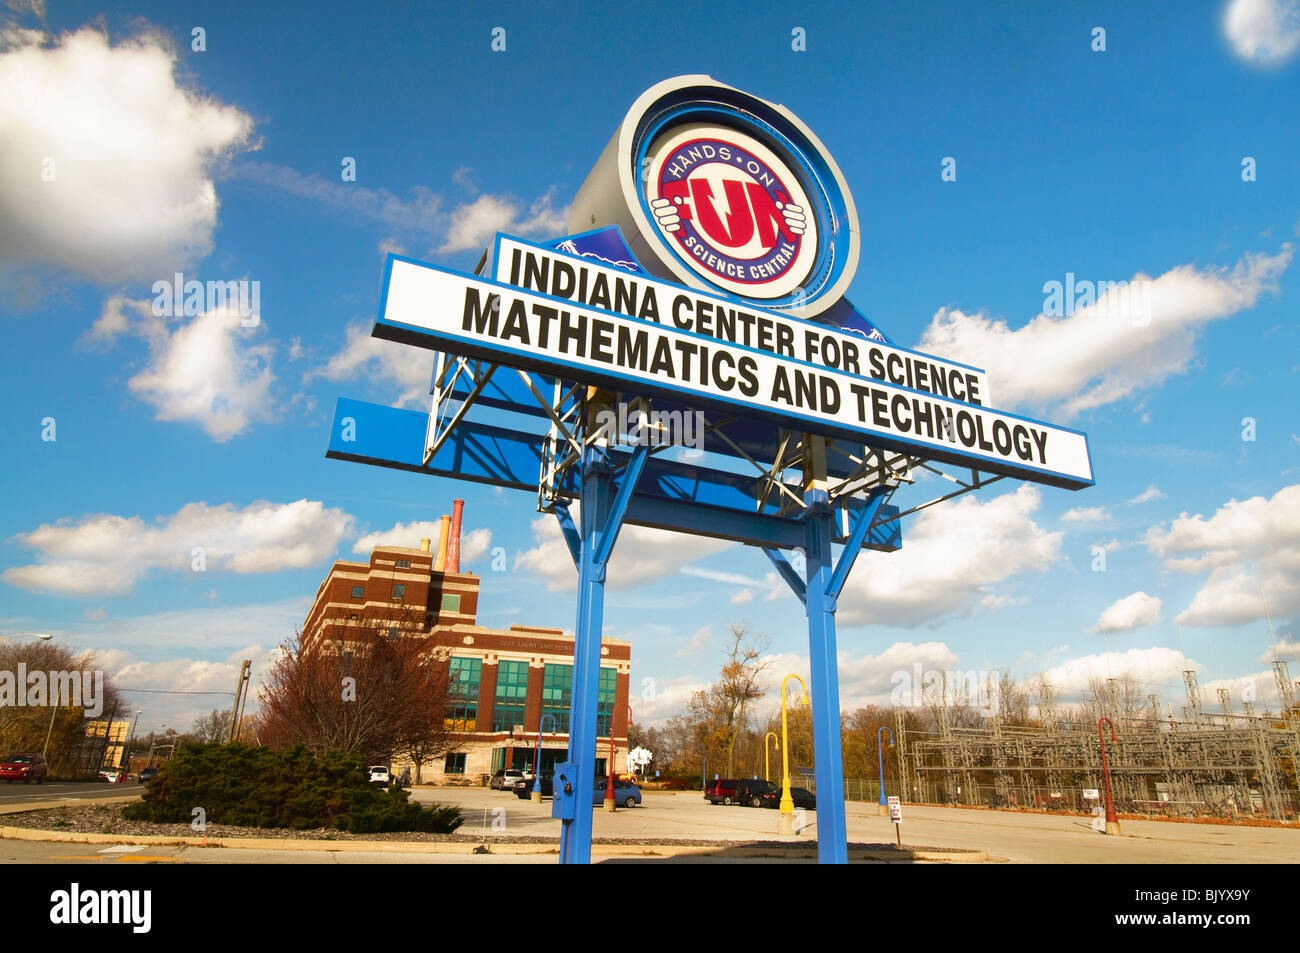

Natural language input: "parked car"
[761,786,817,810]
[136,767,160,784]
[595,777,642,808]
[0,753,47,784]
[491,768,527,790]
[368,765,391,785]
[98,768,122,783]
[704,778,741,804]
[513,773,553,798]
[734,778,780,807]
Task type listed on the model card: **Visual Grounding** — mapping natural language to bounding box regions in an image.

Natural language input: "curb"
[0,825,987,861]
[0,795,142,816]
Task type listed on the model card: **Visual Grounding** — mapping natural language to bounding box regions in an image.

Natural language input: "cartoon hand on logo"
[650,197,682,233]
[775,200,807,236]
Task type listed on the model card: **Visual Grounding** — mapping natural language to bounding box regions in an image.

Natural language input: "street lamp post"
[1097,717,1121,835]
[532,713,558,804]
[779,673,807,835]
[765,732,779,783]
[604,702,631,812]
[877,725,894,815]
[125,710,142,773]
[0,633,52,642]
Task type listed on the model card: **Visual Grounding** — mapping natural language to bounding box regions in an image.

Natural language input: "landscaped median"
[0,803,990,862]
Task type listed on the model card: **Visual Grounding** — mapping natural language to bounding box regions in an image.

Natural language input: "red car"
[0,753,48,784]
[704,778,741,804]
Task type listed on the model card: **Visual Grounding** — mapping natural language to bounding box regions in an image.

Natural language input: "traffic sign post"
[888,795,903,847]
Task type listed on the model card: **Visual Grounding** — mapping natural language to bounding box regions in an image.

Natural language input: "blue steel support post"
[558,443,647,864]
[803,486,849,864]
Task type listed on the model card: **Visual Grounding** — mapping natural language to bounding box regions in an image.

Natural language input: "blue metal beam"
[594,444,649,567]
[326,398,903,553]
[803,488,849,864]
[762,547,806,605]
[552,503,581,570]
[827,487,890,603]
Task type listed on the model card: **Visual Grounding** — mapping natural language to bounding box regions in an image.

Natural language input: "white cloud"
[4,500,353,596]
[675,625,712,658]
[730,589,754,605]
[1093,591,1162,634]
[304,321,434,408]
[125,304,276,441]
[238,161,567,258]
[917,247,1292,417]
[0,26,254,284]
[1038,647,1194,700]
[1129,485,1166,505]
[752,642,962,717]
[836,485,1062,627]
[439,188,567,254]
[1224,0,1300,65]
[1062,506,1110,524]
[1145,484,1300,627]
[102,644,282,735]
[352,521,491,566]
[634,674,710,723]
[513,511,732,592]
[1257,637,1300,663]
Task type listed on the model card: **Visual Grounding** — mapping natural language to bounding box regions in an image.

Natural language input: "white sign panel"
[495,235,994,407]
[376,256,1094,489]
[887,795,902,822]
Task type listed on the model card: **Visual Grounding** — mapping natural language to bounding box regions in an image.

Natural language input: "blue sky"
[1,0,1298,735]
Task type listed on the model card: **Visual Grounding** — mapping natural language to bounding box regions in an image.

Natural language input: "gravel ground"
[0,804,960,852]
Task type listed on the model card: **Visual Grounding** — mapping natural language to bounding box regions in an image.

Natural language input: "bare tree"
[257,627,450,765]
[191,709,233,743]
[688,624,771,777]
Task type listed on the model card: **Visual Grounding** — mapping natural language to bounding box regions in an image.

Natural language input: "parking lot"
[411,785,1300,863]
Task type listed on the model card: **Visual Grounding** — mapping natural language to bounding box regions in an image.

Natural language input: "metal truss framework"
[892,665,1300,821]
[330,322,1065,864]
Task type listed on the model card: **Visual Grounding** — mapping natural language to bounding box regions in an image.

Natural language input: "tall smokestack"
[420,538,431,553]
[434,515,450,572]
[447,498,464,573]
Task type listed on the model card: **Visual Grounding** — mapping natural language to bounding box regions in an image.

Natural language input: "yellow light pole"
[764,731,779,782]
[779,673,807,834]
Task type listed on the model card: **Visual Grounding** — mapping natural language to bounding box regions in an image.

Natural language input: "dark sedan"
[513,773,553,798]
[760,786,816,809]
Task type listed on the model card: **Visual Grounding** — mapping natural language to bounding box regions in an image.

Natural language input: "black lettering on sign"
[500,298,530,345]
[463,288,500,336]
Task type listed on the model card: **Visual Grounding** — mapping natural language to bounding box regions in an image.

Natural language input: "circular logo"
[644,124,818,300]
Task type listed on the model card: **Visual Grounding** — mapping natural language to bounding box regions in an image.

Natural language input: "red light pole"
[604,702,631,812]
[1097,716,1121,835]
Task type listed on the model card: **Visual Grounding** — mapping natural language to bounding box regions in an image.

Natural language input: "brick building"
[302,515,631,783]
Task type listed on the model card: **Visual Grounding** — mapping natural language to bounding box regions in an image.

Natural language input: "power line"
[115,688,236,696]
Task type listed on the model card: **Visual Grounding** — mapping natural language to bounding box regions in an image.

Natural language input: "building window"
[493,660,530,732]
[446,657,482,731]
[541,663,572,734]
[596,667,617,736]
[392,583,405,601]
[444,752,466,775]
[387,626,399,640]
[441,592,461,613]
[349,614,358,621]
[395,559,410,568]
[350,585,364,599]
